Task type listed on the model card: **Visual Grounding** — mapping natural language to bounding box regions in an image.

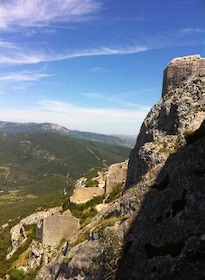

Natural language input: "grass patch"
[105,184,123,203]
[184,127,205,144]
[158,139,180,155]
[63,195,105,225]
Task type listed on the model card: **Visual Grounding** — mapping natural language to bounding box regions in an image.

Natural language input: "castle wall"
[162,55,205,97]
[69,160,128,204]
[40,210,79,247]
[70,187,104,204]
[105,161,128,194]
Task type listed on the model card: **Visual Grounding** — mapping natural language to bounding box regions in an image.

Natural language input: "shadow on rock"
[116,135,205,280]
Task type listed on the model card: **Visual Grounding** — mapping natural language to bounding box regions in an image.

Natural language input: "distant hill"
[0,121,135,147]
[0,131,130,186]
[0,130,130,226]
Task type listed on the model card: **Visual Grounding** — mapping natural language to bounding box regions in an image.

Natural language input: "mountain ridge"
[0,121,135,148]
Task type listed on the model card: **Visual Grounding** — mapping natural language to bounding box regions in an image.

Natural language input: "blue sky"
[0,0,204,135]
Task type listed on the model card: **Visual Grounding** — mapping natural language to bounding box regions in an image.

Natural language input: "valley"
[0,131,130,227]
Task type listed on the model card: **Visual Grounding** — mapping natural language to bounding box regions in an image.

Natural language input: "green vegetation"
[95,216,128,233]
[0,227,10,276]
[9,269,27,280]
[158,138,180,155]
[0,131,130,278]
[0,131,129,226]
[0,175,73,227]
[84,168,99,188]
[63,195,105,225]
[92,225,125,279]
[105,183,123,203]
[184,127,205,144]
[0,224,37,279]
[9,268,38,280]
[0,132,130,185]
[10,224,36,263]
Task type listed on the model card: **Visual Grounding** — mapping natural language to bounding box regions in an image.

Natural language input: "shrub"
[9,268,27,280]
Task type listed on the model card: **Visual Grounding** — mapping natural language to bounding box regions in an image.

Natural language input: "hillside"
[0,132,130,226]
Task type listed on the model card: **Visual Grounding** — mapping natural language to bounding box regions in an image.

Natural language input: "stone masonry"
[36,210,79,247]
[105,160,128,193]
[162,54,205,97]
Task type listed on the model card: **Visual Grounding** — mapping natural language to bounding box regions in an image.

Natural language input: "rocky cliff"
[15,54,205,279]
[125,54,205,189]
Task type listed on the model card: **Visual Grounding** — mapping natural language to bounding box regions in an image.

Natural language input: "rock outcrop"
[116,126,205,279]
[34,54,205,280]
[125,54,205,189]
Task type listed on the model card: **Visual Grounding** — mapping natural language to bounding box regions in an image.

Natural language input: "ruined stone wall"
[162,54,205,97]
[41,210,79,247]
[69,160,128,204]
[8,206,62,259]
[70,187,104,204]
[106,161,128,194]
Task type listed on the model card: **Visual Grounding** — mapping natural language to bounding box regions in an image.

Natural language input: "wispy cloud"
[180,27,205,34]
[89,66,108,73]
[0,40,149,65]
[82,90,154,109]
[0,71,52,82]
[0,0,101,31]
[82,92,103,98]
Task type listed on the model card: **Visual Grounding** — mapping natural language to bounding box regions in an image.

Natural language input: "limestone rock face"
[116,130,205,280]
[125,54,205,189]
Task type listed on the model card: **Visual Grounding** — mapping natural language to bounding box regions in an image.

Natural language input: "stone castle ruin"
[105,160,128,193]
[70,160,128,204]
[36,210,79,247]
[7,207,80,259]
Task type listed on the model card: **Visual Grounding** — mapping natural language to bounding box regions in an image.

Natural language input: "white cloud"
[0,99,150,135]
[82,92,102,98]
[0,40,149,65]
[89,66,107,73]
[180,27,205,34]
[0,71,52,82]
[0,0,101,30]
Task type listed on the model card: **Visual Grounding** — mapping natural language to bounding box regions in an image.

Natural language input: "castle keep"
[36,210,79,247]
